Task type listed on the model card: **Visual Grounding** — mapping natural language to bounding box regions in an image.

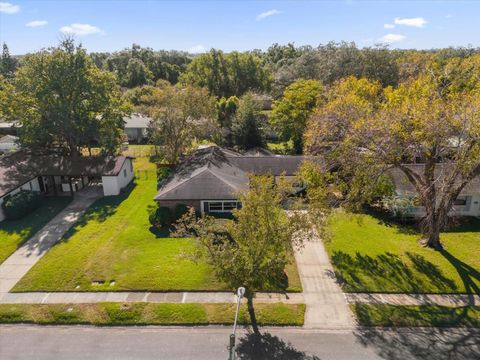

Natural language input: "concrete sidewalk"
[294,236,356,329]
[0,291,304,304]
[346,293,480,306]
[0,187,101,296]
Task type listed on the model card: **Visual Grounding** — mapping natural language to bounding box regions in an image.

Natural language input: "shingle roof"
[123,114,152,129]
[389,164,480,194]
[155,146,308,201]
[0,152,130,198]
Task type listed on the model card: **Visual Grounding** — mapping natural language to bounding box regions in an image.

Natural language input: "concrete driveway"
[0,186,101,297]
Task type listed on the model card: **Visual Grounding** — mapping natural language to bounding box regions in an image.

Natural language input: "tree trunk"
[421,224,442,250]
[246,294,260,335]
[420,203,443,250]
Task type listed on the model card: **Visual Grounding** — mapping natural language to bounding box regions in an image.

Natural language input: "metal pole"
[229,287,245,360]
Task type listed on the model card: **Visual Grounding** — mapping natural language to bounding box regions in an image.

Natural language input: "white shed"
[102,157,135,196]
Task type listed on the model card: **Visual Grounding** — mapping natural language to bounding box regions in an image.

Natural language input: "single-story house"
[0,135,19,152]
[154,146,306,214]
[0,152,135,222]
[390,165,480,217]
[123,114,152,143]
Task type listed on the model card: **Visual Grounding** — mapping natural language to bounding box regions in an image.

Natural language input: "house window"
[205,200,241,213]
[129,160,133,172]
[454,196,468,206]
[223,201,238,211]
[124,169,127,178]
[208,202,223,211]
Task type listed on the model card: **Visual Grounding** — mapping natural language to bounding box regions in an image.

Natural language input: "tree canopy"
[147,84,217,163]
[180,49,271,98]
[305,62,480,249]
[10,39,130,155]
[270,79,323,153]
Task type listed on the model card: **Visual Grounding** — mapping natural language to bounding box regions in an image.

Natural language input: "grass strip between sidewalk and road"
[0,302,305,326]
[351,304,480,327]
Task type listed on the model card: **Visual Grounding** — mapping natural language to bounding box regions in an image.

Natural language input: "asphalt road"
[0,325,479,360]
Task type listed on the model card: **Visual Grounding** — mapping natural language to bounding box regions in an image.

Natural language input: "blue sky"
[1,1,479,55]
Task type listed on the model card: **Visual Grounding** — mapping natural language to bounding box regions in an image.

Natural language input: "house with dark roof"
[0,152,135,222]
[389,165,480,217]
[154,146,306,214]
[123,114,151,143]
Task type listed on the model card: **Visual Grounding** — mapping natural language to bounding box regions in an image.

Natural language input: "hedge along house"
[154,146,306,215]
[389,164,480,218]
[0,151,134,222]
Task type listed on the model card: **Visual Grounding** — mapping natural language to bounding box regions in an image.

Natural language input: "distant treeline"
[4,42,480,98]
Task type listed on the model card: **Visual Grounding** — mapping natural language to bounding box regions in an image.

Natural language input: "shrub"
[174,203,189,221]
[148,205,172,228]
[156,167,171,181]
[1,190,43,220]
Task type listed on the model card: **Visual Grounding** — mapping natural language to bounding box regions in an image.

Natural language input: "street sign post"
[228,287,245,360]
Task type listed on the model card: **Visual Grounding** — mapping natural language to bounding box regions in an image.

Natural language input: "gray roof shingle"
[0,152,130,198]
[123,114,152,129]
[155,146,308,201]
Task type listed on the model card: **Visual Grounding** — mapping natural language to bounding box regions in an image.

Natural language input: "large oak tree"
[306,72,480,249]
[12,39,130,155]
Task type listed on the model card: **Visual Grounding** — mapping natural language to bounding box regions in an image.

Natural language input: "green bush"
[156,167,171,181]
[2,190,43,220]
[148,205,172,228]
[174,203,189,221]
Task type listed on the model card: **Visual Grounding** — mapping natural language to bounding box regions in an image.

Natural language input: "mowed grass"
[13,158,301,292]
[325,211,480,294]
[352,304,480,327]
[0,302,305,326]
[0,197,71,264]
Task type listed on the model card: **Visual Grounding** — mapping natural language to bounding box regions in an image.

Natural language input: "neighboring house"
[0,152,135,222]
[390,165,480,218]
[123,114,152,143]
[0,135,19,152]
[154,146,306,214]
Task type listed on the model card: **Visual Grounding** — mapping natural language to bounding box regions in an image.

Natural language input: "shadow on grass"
[0,197,72,249]
[440,250,480,300]
[236,332,320,360]
[148,226,171,238]
[60,183,136,242]
[331,251,458,293]
[354,326,480,360]
[363,207,419,235]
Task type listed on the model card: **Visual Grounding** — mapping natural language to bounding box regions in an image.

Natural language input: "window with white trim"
[204,200,241,213]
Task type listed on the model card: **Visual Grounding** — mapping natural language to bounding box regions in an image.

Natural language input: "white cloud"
[384,23,395,29]
[445,14,453,19]
[189,44,206,53]
[26,20,48,28]
[394,17,427,28]
[60,23,105,36]
[379,33,406,44]
[0,2,20,14]
[256,9,282,21]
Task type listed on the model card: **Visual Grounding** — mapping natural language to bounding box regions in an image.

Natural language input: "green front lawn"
[352,304,480,327]
[13,159,301,292]
[325,211,480,294]
[0,302,305,326]
[0,197,71,264]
